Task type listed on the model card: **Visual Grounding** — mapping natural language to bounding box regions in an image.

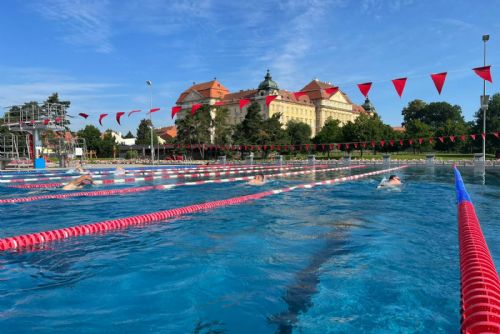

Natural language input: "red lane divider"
[7,164,328,189]
[454,167,500,333]
[0,165,406,251]
[0,165,362,204]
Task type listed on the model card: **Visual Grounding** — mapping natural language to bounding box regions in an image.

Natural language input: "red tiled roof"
[222,89,258,102]
[392,126,405,132]
[352,104,366,114]
[157,126,177,138]
[277,90,313,105]
[176,80,229,104]
[300,79,353,104]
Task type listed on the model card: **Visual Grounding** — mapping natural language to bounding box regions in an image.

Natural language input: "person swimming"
[377,175,402,188]
[62,175,94,190]
[247,173,266,185]
[114,166,126,176]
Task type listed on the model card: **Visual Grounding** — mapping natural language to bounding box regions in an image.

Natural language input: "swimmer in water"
[62,175,94,190]
[115,166,126,176]
[378,175,402,188]
[247,173,266,185]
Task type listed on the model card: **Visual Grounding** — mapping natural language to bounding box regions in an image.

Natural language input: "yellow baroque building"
[175,70,373,136]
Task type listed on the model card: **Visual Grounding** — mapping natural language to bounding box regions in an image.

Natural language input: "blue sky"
[0,0,499,134]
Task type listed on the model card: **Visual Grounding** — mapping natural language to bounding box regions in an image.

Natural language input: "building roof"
[299,79,353,104]
[352,104,366,114]
[392,126,405,132]
[176,80,229,104]
[222,89,258,102]
[258,70,279,91]
[277,90,313,105]
[157,125,177,138]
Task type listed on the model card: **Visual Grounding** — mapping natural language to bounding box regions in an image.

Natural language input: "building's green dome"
[362,97,375,112]
[258,70,279,91]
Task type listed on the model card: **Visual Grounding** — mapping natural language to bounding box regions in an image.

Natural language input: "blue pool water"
[0,166,499,333]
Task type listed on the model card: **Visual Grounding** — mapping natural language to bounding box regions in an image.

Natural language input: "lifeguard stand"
[2,102,75,169]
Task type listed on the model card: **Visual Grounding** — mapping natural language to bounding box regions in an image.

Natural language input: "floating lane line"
[453,167,500,334]
[0,166,362,204]
[7,165,329,189]
[0,165,405,251]
[2,164,328,184]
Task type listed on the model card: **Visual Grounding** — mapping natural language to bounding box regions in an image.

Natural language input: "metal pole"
[147,80,154,165]
[481,35,489,162]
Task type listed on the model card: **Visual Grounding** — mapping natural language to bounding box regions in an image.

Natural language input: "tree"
[313,118,342,144]
[262,113,289,145]
[401,99,427,126]
[175,106,212,158]
[233,102,265,144]
[100,130,117,158]
[405,119,434,153]
[124,131,135,139]
[77,125,102,153]
[213,107,232,145]
[287,120,311,146]
[472,93,500,154]
[341,114,387,156]
[136,119,159,145]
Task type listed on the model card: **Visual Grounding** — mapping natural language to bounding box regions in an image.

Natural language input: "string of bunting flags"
[157,131,499,152]
[72,65,492,125]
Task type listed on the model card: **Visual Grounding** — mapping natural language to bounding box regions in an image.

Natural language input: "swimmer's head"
[389,175,400,181]
[255,173,264,181]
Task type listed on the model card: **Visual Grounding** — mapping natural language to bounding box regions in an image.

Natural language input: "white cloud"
[32,0,113,53]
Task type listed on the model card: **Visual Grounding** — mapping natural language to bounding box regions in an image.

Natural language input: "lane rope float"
[453,167,500,334]
[7,165,329,189]
[0,165,406,251]
[0,164,328,184]
[0,165,363,204]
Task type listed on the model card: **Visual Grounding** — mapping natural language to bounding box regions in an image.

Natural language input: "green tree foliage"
[287,120,311,146]
[76,125,116,158]
[175,106,212,158]
[472,93,500,154]
[312,118,342,144]
[136,119,159,145]
[77,125,102,153]
[233,102,264,144]
[213,107,233,145]
[340,114,389,155]
[405,120,434,153]
[262,113,289,144]
[124,131,135,139]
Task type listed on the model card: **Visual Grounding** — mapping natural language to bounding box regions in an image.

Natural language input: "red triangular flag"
[380,140,385,147]
[438,136,444,143]
[449,136,455,142]
[371,141,376,148]
[329,144,333,150]
[472,66,492,83]
[460,135,466,141]
[409,139,414,145]
[191,104,203,115]
[357,82,372,97]
[493,132,499,138]
[148,108,161,114]
[418,138,424,144]
[265,95,278,106]
[429,138,434,144]
[293,92,308,100]
[470,134,476,140]
[392,78,407,97]
[99,113,108,126]
[55,117,61,123]
[239,99,251,109]
[43,119,50,125]
[389,140,394,147]
[214,101,225,106]
[128,109,141,117]
[337,143,341,150]
[116,112,125,125]
[345,143,350,149]
[354,143,358,149]
[481,133,486,140]
[171,106,182,118]
[78,113,89,119]
[361,142,367,149]
[323,87,339,96]
[430,72,447,94]
[399,139,404,146]
[305,144,310,151]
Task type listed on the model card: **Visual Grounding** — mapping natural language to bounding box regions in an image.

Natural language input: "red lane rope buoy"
[7,164,329,189]
[0,166,406,252]
[0,165,363,204]
[453,167,500,333]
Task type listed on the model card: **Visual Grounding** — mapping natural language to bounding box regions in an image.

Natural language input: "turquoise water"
[0,166,499,333]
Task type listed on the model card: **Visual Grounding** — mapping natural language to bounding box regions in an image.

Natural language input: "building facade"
[175,71,372,137]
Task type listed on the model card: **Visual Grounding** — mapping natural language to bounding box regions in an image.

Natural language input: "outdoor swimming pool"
[0,166,498,333]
